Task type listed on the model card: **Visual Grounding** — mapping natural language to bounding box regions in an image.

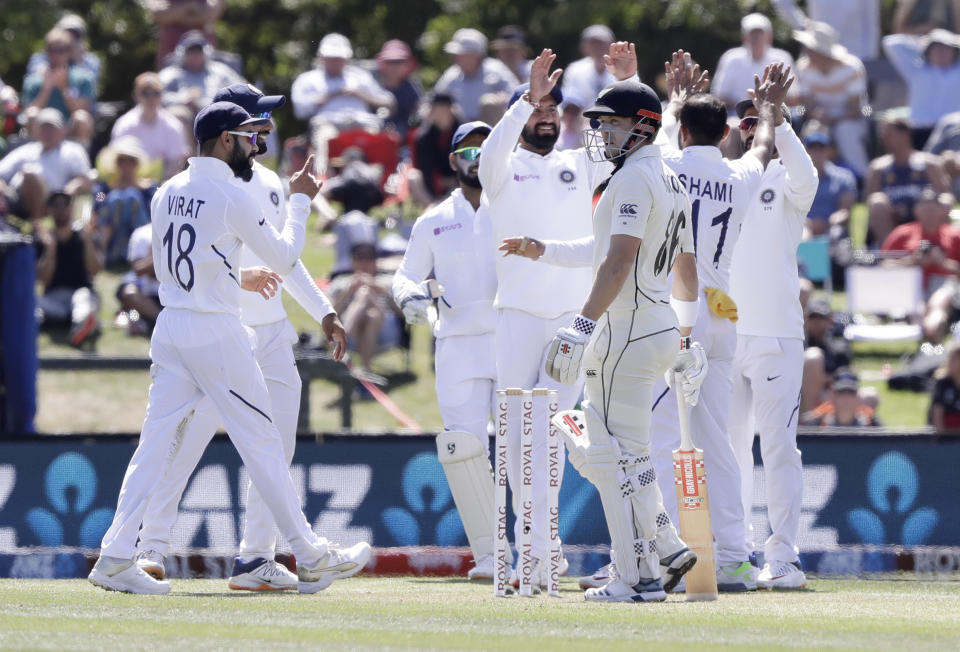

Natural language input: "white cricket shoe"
[89,557,170,595]
[135,549,165,581]
[228,558,297,591]
[297,542,372,594]
[584,577,666,603]
[716,561,758,592]
[757,560,807,589]
[468,554,494,580]
[659,547,698,593]
[579,562,616,590]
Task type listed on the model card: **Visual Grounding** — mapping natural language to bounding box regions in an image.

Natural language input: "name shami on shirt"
[676,174,733,203]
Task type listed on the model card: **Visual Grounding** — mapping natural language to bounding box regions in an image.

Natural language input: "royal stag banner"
[0,433,958,571]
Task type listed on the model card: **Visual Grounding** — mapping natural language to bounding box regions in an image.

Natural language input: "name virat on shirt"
[167,194,207,219]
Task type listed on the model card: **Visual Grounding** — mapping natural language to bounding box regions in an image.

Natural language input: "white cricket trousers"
[728,334,804,565]
[495,308,580,562]
[98,309,326,567]
[137,318,302,560]
[650,307,749,566]
[435,332,497,448]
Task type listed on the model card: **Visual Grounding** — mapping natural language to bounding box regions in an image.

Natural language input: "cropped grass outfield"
[2,577,959,650]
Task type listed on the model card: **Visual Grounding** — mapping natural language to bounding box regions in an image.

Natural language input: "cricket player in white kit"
[479,46,635,585]
[392,121,502,580]
[134,85,349,592]
[88,102,370,595]
[728,63,819,589]
[642,56,791,593]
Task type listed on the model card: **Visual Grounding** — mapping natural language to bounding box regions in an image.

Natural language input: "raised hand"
[664,50,710,105]
[752,62,794,110]
[604,41,638,81]
[289,154,322,198]
[528,49,563,105]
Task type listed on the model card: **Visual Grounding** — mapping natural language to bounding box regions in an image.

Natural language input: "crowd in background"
[4,1,960,430]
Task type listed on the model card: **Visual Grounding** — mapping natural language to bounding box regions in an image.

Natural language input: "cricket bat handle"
[674,370,693,450]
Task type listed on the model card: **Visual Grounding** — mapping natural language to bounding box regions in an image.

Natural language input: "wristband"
[669,295,700,329]
[679,336,693,351]
[571,314,596,336]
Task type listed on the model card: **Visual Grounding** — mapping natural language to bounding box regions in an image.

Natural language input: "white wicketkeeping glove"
[545,314,596,384]
[665,336,708,406]
[401,298,430,325]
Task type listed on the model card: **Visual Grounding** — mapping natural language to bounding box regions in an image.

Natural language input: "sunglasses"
[454,146,481,161]
[738,116,759,131]
[139,89,161,98]
[226,130,258,146]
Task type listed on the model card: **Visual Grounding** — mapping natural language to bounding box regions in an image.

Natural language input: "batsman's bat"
[672,372,718,601]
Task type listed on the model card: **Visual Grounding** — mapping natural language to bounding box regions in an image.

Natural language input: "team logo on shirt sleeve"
[619,203,639,216]
[760,188,776,204]
[559,169,575,183]
[270,191,280,206]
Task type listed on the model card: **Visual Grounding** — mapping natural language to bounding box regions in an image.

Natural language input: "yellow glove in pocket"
[705,286,738,322]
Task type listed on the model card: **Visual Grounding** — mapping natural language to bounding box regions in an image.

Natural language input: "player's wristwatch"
[679,336,693,351]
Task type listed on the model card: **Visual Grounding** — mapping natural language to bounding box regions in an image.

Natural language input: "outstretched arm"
[745,62,795,169]
[499,235,595,267]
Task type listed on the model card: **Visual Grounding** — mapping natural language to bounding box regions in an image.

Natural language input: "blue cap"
[508,82,563,109]
[451,121,492,149]
[193,101,271,144]
[803,130,832,147]
[213,83,286,114]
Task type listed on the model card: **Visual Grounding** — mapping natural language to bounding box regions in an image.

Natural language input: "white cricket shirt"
[234,161,334,326]
[592,145,694,311]
[660,146,765,294]
[392,189,497,339]
[150,157,310,316]
[479,98,613,319]
[729,123,819,339]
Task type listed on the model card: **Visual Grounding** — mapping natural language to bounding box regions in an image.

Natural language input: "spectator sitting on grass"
[802,297,853,412]
[92,136,156,267]
[802,368,882,427]
[116,222,161,336]
[328,242,402,371]
[865,109,950,246]
[34,191,102,347]
[930,340,960,433]
[413,92,461,200]
[882,188,960,343]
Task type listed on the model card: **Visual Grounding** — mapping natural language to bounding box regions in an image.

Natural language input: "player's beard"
[455,159,481,189]
[521,121,559,150]
[228,139,255,182]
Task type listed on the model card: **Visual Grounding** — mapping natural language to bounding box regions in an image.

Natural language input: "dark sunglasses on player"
[454,146,481,161]
[739,116,759,130]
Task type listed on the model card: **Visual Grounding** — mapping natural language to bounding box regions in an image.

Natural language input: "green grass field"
[2,577,959,650]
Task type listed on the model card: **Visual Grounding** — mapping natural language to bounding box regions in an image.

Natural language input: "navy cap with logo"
[508,82,563,109]
[213,83,286,114]
[193,101,272,144]
[451,121,492,149]
[736,98,792,123]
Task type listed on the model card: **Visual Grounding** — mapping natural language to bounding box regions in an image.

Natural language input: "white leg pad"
[437,430,496,560]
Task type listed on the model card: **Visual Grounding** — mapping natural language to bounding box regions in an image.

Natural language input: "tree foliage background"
[1,0,898,138]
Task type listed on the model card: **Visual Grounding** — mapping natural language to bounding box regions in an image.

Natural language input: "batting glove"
[665,336,708,406]
[401,298,431,325]
[545,314,595,384]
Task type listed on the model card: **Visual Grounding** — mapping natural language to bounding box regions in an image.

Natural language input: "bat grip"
[674,370,694,450]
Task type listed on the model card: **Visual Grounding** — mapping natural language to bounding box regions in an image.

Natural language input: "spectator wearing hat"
[147,0,226,67]
[930,339,960,433]
[413,92,461,200]
[27,14,102,87]
[772,0,881,63]
[92,136,156,266]
[866,109,950,245]
[327,242,402,371]
[794,21,869,178]
[34,191,102,347]
[112,72,191,180]
[375,40,424,138]
[434,28,518,122]
[801,368,881,427]
[802,297,853,412]
[291,33,395,131]
[116,222,162,336]
[713,13,797,111]
[158,30,244,111]
[21,27,96,122]
[0,107,91,218]
[492,25,533,83]
[557,25,617,150]
[883,28,960,148]
[803,126,858,239]
[883,189,960,342]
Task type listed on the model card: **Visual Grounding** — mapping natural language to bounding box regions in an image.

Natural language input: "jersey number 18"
[162,222,196,291]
